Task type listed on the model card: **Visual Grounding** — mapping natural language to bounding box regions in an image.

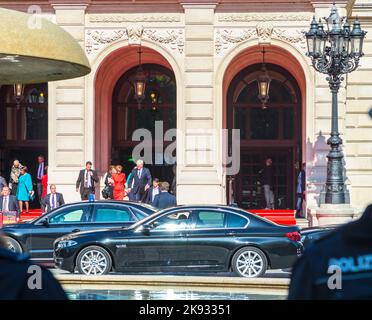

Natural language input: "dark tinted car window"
[227,213,248,228]
[131,206,154,220]
[94,206,134,222]
[49,206,90,224]
[193,211,225,229]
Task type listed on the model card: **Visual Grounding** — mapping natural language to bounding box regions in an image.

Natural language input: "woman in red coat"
[112,165,126,200]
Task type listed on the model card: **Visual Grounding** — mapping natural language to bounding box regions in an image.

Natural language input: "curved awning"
[0,8,91,84]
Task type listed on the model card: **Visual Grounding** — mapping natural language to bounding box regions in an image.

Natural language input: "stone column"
[177,3,223,204]
[48,4,88,203]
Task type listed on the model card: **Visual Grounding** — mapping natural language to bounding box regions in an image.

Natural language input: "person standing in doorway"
[260,158,275,210]
[16,167,34,214]
[295,163,306,218]
[44,185,65,213]
[9,160,22,196]
[127,160,152,201]
[112,165,126,201]
[76,161,99,200]
[36,155,46,209]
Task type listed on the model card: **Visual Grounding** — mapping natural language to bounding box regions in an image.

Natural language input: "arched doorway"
[111,63,176,183]
[226,63,302,209]
[0,83,48,208]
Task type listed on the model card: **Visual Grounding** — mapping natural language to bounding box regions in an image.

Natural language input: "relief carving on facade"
[217,13,312,22]
[215,24,307,55]
[89,14,181,23]
[85,26,184,56]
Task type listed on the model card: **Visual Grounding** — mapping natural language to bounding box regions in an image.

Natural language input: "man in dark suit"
[0,187,20,218]
[44,185,65,213]
[35,155,46,208]
[144,178,160,205]
[127,160,152,201]
[76,161,99,200]
[152,182,177,210]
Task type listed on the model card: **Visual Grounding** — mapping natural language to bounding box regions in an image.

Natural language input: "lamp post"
[305,3,366,204]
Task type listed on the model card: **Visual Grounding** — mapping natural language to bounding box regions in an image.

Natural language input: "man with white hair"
[127,159,152,201]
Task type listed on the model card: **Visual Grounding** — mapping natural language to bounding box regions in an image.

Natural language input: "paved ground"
[51,267,291,278]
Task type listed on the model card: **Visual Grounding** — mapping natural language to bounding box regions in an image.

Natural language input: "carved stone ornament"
[89,14,181,23]
[86,29,128,54]
[217,13,312,22]
[215,24,307,55]
[256,22,274,43]
[215,29,255,54]
[85,27,184,56]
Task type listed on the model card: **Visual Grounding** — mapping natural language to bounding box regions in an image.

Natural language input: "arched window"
[112,64,176,143]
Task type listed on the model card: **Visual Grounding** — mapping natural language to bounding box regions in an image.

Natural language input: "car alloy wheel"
[232,247,268,278]
[77,246,112,275]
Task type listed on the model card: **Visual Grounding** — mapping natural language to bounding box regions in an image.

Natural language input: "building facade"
[1,0,372,224]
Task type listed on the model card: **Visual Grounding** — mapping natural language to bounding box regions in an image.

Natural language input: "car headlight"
[56,240,78,249]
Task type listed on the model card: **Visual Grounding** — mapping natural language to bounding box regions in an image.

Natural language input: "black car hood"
[1,222,33,230]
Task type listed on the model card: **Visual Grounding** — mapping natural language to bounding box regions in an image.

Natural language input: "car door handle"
[72,229,80,233]
[227,231,236,236]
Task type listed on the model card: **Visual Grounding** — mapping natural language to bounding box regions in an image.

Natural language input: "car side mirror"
[142,224,151,235]
[41,218,49,227]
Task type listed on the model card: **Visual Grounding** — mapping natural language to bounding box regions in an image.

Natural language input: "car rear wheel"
[3,236,23,253]
[232,246,267,278]
[76,246,112,275]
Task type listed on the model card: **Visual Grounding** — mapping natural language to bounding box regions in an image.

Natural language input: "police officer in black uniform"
[0,237,67,300]
[288,204,372,299]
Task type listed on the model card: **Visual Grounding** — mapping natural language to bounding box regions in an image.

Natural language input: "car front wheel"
[232,246,268,278]
[76,246,112,275]
[3,236,23,254]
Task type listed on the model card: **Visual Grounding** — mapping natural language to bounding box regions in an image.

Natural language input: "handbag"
[25,185,35,201]
[101,186,110,199]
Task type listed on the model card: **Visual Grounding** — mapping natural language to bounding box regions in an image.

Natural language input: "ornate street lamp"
[305,3,366,204]
[257,48,271,109]
[13,83,24,109]
[133,47,147,106]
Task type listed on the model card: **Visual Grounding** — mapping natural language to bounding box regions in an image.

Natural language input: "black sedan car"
[54,205,303,278]
[1,200,155,261]
[301,225,336,249]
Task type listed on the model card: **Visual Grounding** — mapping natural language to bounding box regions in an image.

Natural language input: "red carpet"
[249,210,296,226]
[19,209,42,222]
[17,209,296,226]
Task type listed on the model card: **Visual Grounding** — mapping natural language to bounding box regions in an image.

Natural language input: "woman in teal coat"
[16,166,34,213]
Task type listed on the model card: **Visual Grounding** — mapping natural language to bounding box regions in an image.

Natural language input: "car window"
[131,207,151,220]
[192,211,226,229]
[94,206,135,223]
[227,213,249,228]
[152,211,191,231]
[49,207,90,224]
